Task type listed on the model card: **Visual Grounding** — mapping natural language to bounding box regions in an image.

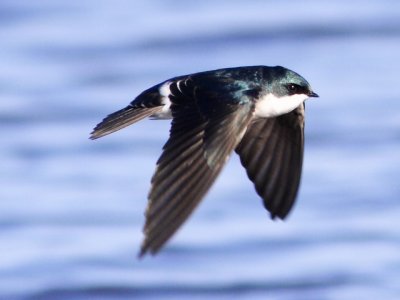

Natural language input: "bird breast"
[254,93,308,118]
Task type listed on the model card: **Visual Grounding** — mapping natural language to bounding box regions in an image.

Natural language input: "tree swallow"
[90,65,318,257]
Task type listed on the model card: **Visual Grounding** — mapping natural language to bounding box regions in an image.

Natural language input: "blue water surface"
[1,1,400,299]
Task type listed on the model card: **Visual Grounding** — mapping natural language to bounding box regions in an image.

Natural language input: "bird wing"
[140,77,256,257]
[235,104,305,219]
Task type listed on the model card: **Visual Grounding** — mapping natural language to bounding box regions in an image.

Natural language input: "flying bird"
[90,65,318,257]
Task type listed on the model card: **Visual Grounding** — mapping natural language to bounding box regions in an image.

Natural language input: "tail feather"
[90,106,162,139]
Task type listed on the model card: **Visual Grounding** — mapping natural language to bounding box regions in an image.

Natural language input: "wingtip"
[137,249,146,259]
[138,238,150,259]
[270,211,288,220]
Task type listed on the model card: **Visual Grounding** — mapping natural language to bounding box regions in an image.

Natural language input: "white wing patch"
[254,93,308,118]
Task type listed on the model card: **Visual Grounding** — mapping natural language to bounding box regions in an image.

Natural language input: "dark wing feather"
[140,78,254,257]
[235,104,305,219]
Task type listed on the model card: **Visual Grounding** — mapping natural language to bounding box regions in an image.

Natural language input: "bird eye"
[288,84,297,93]
[287,83,304,95]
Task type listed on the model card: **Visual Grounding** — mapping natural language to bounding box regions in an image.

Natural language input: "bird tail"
[90,105,162,139]
[90,84,166,140]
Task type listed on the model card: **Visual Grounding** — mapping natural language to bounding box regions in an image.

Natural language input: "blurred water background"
[1,0,400,299]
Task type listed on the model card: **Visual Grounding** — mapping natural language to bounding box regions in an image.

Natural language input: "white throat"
[254,93,308,118]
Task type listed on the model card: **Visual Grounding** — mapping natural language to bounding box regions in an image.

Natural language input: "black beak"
[308,91,319,98]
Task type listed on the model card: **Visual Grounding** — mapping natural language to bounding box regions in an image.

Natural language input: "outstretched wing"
[140,77,256,257]
[235,104,305,219]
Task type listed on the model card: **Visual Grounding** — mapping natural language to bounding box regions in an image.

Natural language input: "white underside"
[152,84,308,120]
[254,93,308,118]
[152,81,172,119]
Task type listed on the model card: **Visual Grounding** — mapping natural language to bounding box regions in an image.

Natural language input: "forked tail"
[90,85,165,139]
[90,105,162,139]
